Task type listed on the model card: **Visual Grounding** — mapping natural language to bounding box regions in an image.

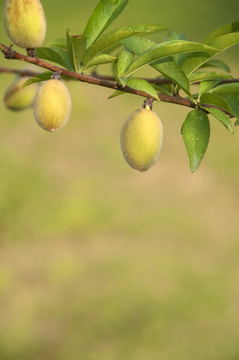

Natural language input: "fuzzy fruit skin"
[120,108,163,172]
[33,79,72,132]
[4,76,38,111]
[4,0,46,49]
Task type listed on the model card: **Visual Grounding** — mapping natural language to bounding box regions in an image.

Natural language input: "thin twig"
[0,66,41,77]
[91,71,239,86]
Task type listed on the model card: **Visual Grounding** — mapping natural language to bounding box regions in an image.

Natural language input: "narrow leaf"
[122,36,154,55]
[200,92,239,125]
[219,94,239,124]
[117,47,134,77]
[82,24,166,67]
[84,0,129,48]
[166,31,189,42]
[205,21,239,42]
[210,82,239,96]
[127,78,159,100]
[200,59,231,73]
[181,109,210,172]
[206,32,239,51]
[124,41,218,77]
[36,47,73,70]
[152,84,173,95]
[85,54,117,69]
[182,32,239,76]
[122,37,190,94]
[153,58,191,94]
[188,71,232,83]
[47,38,66,49]
[22,72,52,87]
[200,93,232,113]
[199,80,221,98]
[108,90,125,99]
[201,106,234,133]
[164,31,190,65]
[66,29,87,71]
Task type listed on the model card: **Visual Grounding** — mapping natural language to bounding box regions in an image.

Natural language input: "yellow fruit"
[33,78,72,132]
[4,0,46,49]
[4,75,38,111]
[120,107,163,172]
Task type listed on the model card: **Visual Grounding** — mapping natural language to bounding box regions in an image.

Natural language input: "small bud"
[4,75,38,111]
[4,0,46,49]
[33,78,72,132]
[120,108,163,172]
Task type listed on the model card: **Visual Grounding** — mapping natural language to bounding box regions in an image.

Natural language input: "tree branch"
[0,42,197,109]
[1,42,238,116]
[1,45,234,117]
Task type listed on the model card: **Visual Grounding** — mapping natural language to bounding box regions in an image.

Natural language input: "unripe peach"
[120,107,163,172]
[4,75,38,111]
[33,78,72,132]
[4,0,46,49]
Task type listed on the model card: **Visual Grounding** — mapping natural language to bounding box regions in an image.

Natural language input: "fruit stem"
[51,72,62,80]
[143,98,154,110]
[27,48,36,58]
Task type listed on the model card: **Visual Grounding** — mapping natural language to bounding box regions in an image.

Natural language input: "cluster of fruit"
[3,0,163,172]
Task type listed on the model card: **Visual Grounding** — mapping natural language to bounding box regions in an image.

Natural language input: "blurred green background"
[1,1,239,359]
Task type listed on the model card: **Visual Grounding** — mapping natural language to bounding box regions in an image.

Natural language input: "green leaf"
[181,109,210,172]
[47,38,67,49]
[82,24,166,67]
[219,94,239,124]
[201,106,234,133]
[164,31,190,65]
[36,47,73,70]
[117,47,134,78]
[22,72,52,87]
[122,37,190,94]
[124,41,218,77]
[210,82,239,96]
[152,83,173,95]
[83,0,129,48]
[204,21,239,42]
[121,36,153,55]
[206,32,239,51]
[200,59,231,73]
[182,32,239,76]
[200,93,232,113]
[200,92,239,125]
[166,31,189,42]
[182,52,216,77]
[85,54,117,69]
[126,78,159,100]
[108,90,125,99]
[66,29,87,72]
[153,58,191,95]
[199,80,221,98]
[188,71,232,83]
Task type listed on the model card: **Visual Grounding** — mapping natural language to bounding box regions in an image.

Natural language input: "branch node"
[0,44,15,59]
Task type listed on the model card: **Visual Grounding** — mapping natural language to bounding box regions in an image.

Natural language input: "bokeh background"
[1,1,239,359]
